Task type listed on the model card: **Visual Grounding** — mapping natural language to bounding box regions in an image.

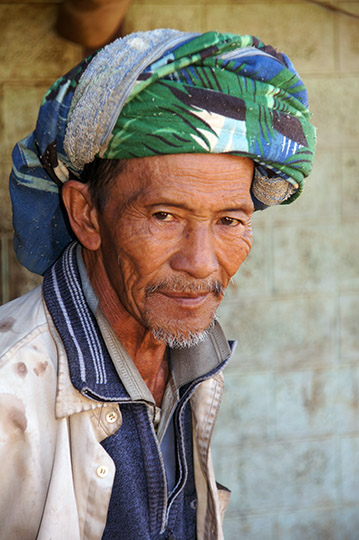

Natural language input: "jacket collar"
[43,242,234,418]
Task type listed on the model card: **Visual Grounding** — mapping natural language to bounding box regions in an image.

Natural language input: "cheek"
[113,223,175,287]
[220,228,253,280]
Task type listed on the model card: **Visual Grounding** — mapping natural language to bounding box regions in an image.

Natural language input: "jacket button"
[96,465,108,478]
[105,410,118,424]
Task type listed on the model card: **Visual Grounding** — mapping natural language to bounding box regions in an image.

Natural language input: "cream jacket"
[0,286,230,540]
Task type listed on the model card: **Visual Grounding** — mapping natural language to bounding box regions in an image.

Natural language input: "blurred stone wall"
[1,1,358,539]
[0,0,82,301]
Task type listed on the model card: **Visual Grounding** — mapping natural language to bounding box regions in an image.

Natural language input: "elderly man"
[0,30,315,540]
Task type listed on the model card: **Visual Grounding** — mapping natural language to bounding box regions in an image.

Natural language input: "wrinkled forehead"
[108,153,254,209]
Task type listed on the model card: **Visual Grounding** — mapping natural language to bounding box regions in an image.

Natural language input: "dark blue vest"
[101,393,197,540]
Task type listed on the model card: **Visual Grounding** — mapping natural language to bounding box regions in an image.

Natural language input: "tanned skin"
[62,153,254,406]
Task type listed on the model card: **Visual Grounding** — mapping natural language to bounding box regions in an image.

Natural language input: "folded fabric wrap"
[10,29,316,275]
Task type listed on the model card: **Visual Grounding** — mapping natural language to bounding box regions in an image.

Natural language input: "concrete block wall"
[1,1,358,538]
[0,0,83,301]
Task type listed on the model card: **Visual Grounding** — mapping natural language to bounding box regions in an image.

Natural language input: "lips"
[158,291,210,307]
[146,280,223,295]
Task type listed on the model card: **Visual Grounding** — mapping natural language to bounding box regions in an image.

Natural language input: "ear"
[62,181,101,251]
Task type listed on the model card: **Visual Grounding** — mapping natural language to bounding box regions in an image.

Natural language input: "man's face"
[96,153,254,347]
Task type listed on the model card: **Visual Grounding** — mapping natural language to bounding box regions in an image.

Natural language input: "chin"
[147,315,218,349]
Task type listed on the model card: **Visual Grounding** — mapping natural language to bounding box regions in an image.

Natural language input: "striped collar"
[43,242,233,404]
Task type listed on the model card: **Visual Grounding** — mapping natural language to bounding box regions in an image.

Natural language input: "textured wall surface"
[0,0,82,300]
[1,1,358,539]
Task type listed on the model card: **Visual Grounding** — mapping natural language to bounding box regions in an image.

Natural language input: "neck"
[83,248,168,406]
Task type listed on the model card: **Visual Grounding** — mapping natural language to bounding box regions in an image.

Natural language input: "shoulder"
[0,288,61,536]
[0,286,59,428]
[0,286,56,369]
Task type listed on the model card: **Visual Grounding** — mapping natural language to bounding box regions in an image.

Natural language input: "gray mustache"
[145,278,224,297]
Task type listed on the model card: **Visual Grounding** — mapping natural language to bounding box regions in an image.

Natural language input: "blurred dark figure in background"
[57,0,132,52]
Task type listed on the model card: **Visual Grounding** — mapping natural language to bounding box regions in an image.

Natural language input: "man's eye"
[219,217,241,227]
[153,212,174,222]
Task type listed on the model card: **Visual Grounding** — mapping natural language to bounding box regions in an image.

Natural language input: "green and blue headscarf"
[10,29,316,275]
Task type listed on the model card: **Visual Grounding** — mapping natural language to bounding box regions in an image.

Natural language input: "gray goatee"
[144,276,223,349]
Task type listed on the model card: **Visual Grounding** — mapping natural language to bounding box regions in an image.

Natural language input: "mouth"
[158,291,210,307]
[146,279,224,298]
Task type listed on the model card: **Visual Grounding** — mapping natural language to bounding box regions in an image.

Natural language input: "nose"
[169,222,219,279]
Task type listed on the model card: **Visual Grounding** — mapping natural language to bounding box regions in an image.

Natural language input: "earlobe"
[61,181,101,251]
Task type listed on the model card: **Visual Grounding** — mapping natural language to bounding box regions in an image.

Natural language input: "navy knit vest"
[101,398,197,540]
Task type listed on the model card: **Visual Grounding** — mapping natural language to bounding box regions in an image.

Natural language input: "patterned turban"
[10,29,316,275]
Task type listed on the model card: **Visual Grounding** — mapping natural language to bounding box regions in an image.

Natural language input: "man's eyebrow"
[145,201,192,210]
[220,203,254,213]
